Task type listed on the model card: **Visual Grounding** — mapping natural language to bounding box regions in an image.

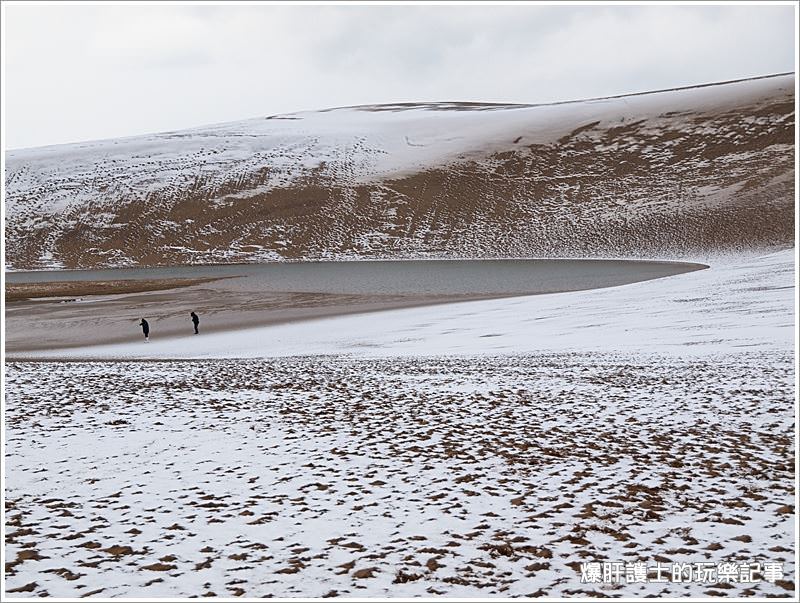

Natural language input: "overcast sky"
[3,2,796,150]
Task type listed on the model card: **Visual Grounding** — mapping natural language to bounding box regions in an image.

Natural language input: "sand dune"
[5,73,794,270]
[3,75,796,599]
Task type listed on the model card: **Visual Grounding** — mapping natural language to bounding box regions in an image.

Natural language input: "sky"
[2,2,797,150]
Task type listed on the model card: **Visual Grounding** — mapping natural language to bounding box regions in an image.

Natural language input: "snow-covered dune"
[5,73,794,270]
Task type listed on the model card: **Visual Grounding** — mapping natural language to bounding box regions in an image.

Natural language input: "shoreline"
[6,291,512,356]
[4,276,233,302]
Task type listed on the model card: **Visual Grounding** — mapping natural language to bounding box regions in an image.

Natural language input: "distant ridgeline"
[4,73,795,270]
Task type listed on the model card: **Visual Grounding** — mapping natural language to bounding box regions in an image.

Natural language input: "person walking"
[190,311,200,334]
[139,318,150,342]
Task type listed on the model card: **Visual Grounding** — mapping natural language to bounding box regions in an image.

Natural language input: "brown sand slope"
[4,74,794,270]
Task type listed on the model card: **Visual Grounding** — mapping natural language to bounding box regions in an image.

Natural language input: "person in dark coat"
[139,318,150,342]
[190,311,199,334]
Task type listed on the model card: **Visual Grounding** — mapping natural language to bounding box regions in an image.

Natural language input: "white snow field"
[4,249,796,598]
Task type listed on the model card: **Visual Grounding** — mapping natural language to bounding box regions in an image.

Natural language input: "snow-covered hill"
[4,74,795,270]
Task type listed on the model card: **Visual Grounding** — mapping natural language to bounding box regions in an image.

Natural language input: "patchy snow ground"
[4,249,796,598]
[4,352,795,598]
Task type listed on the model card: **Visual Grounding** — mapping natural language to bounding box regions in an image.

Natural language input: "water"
[4,259,706,296]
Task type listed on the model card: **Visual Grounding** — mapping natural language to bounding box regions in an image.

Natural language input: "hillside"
[4,73,795,270]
